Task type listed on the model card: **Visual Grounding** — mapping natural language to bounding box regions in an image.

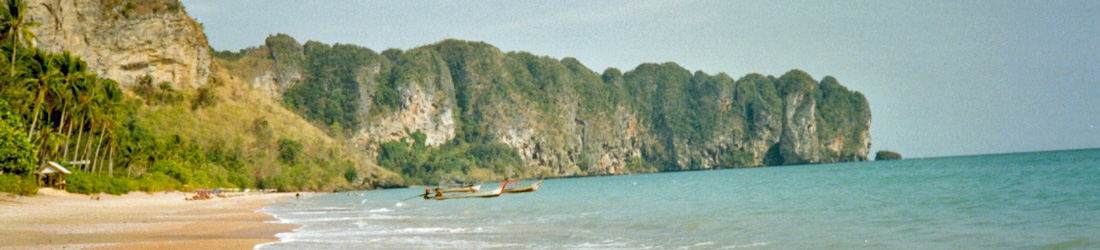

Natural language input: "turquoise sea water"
[257,149,1100,249]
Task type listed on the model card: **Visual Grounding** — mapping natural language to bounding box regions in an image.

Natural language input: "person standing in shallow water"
[296,193,300,200]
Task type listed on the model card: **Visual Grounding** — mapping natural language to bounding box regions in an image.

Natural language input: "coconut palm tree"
[24,50,59,145]
[98,79,121,176]
[55,52,89,160]
[81,80,109,173]
[69,77,97,165]
[2,0,39,77]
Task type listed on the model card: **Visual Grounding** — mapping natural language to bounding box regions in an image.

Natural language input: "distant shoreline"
[0,188,297,250]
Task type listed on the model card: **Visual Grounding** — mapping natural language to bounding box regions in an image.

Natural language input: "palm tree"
[69,77,97,165]
[91,119,105,174]
[24,51,59,145]
[2,0,39,77]
[0,68,33,114]
[93,110,119,175]
[44,80,68,159]
[55,52,88,160]
[81,81,107,172]
[46,75,72,159]
[98,79,121,176]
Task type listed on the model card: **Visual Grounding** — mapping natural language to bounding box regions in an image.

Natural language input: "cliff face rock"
[253,34,304,97]
[354,49,457,149]
[214,34,304,98]
[779,88,821,165]
[27,0,212,89]
[573,107,647,175]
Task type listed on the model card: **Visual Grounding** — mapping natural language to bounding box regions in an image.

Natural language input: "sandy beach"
[0,188,298,250]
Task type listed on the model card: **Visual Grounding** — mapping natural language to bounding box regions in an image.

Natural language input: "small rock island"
[875,150,903,160]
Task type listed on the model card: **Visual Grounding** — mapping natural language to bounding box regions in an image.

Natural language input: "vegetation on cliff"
[875,150,902,160]
[377,131,524,185]
[218,36,872,185]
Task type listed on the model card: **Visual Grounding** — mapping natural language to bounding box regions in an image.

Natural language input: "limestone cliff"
[27,0,211,89]
[355,48,457,149]
[226,37,873,182]
[237,34,304,98]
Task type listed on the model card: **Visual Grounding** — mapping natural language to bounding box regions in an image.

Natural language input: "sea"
[256,149,1100,250]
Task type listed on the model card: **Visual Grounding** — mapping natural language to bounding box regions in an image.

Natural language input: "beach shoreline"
[0,188,299,250]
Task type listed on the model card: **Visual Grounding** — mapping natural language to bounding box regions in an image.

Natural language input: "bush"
[191,85,219,110]
[278,138,302,164]
[718,150,755,168]
[132,75,183,105]
[0,174,38,196]
[129,172,181,192]
[66,172,131,195]
[622,157,657,174]
[0,102,38,175]
[343,167,358,183]
[150,159,192,185]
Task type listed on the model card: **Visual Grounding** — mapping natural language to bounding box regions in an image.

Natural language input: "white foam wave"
[374,236,522,249]
[677,241,715,249]
[288,210,360,215]
[394,202,409,207]
[277,214,411,224]
[290,211,333,215]
[566,240,630,249]
[369,208,393,213]
[718,242,771,249]
[355,227,486,235]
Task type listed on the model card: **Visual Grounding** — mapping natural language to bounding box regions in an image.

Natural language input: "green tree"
[1,0,39,77]
[0,99,37,175]
[56,52,89,161]
[23,50,60,146]
[278,138,302,164]
[343,166,357,183]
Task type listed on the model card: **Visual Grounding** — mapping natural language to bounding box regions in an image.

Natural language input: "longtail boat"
[423,182,513,200]
[503,180,542,193]
[435,184,481,193]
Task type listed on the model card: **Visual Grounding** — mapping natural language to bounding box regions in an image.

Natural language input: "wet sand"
[0,188,298,250]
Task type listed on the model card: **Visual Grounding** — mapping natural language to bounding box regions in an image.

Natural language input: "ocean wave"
[717,242,770,249]
[369,208,394,213]
[392,227,483,234]
[275,214,412,223]
[353,219,369,229]
[564,240,631,249]
[371,236,522,249]
[290,210,360,215]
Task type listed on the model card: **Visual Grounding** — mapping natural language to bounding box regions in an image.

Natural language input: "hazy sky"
[181,0,1100,158]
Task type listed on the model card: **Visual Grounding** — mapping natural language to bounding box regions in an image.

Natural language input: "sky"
[181,0,1100,159]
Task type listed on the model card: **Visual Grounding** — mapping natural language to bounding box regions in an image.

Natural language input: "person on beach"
[296,192,300,200]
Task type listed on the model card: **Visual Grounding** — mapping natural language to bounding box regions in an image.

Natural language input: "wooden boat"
[435,184,481,194]
[503,180,542,193]
[424,182,511,200]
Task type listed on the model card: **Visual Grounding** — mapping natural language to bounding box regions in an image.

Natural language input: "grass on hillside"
[118,63,402,192]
